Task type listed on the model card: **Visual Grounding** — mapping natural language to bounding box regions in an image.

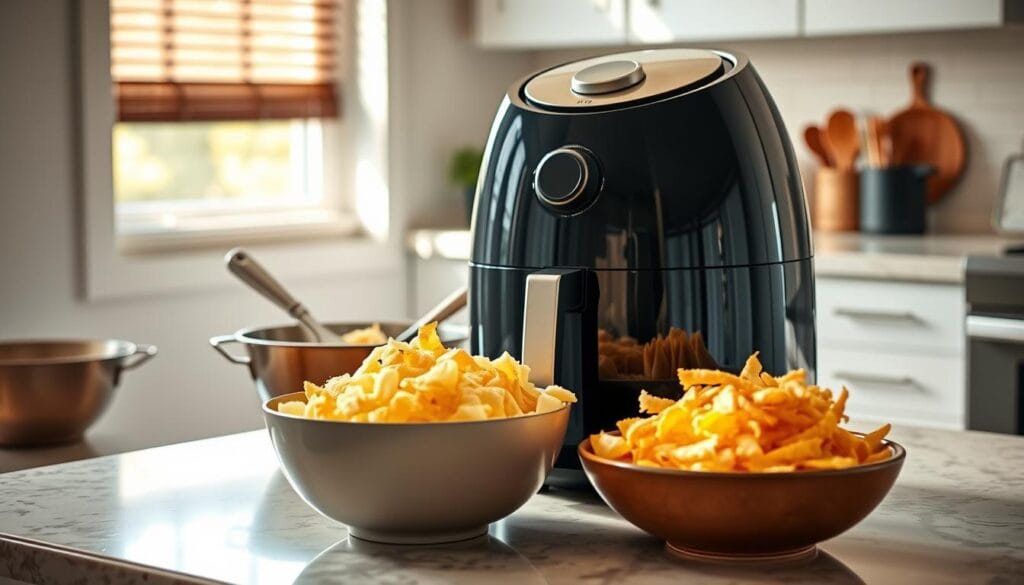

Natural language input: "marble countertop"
[812,232,1020,283]
[1,426,1022,584]
[408,229,1022,284]
[0,429,185,475]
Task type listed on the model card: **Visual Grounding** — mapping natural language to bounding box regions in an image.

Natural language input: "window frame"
[78,0,395,300]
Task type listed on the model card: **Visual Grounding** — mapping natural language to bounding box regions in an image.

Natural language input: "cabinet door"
[804,0,1003,36]
[818,347,965,430]
[816,278,964,352]
[628,0,799,43]
[475,0,627,48]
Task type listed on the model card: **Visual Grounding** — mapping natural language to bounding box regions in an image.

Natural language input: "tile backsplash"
[536,29,1024,233]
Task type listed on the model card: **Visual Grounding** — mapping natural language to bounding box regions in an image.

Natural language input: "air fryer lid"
[524,48,725,110]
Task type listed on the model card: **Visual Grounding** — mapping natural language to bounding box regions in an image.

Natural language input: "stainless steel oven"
[966,255,1024,434]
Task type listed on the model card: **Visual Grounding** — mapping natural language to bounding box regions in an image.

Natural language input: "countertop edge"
[0,532,225,585]
[813,253,966,284]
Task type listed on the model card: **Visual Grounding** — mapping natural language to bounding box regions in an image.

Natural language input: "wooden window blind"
[110,0,339,122]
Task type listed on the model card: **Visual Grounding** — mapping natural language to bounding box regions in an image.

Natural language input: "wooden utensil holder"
[814,168,859,231]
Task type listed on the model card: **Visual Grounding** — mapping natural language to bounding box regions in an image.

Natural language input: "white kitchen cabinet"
[803,0,1015,36]
[475,0,1022,48]
[628,0,799,43]
[474,0,627,48]
[817,277,964,352]
[816,277,966,430]
[819,347,964,429]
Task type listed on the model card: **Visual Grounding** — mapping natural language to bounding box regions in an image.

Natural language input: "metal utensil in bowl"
[263,391,570,544]
[395,285,468,342]
[0,339,157,446]
[210,322,468,402]
[225,248,343,344]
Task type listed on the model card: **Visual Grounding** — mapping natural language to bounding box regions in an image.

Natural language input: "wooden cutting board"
[889,63,966,204]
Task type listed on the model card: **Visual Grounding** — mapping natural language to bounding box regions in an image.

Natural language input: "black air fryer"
[469,49,816,479]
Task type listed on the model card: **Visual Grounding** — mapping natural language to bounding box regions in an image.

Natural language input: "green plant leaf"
[448,147,484,188]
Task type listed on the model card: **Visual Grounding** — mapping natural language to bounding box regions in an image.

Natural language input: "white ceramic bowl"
[263,392,570,544]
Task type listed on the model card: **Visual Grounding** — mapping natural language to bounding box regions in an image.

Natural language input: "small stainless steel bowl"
[210,322,467,402]
[263,391,570,544]
[0,339,157,446]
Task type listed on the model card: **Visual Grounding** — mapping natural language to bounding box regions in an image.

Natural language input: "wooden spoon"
[804,125,834,168]
[888,62,966,203]
[878,118,893,168]
[866,116,886,168]
[826,110,860,171]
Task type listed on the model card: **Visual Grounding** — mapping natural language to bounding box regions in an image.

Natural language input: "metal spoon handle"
[397,286,468,343]
[225,248,339,343]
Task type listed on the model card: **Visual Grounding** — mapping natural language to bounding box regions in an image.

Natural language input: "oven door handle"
[966,315,1024,343]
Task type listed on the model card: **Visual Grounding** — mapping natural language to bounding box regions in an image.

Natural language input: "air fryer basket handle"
[522,268,599,466]
[521,268,598,388]
[522,271,564,387]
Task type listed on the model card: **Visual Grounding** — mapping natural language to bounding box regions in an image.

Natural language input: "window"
[108,0,353,250]
[79,0,391,299]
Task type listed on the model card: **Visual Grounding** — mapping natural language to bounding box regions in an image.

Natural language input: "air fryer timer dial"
[533,146,601,212]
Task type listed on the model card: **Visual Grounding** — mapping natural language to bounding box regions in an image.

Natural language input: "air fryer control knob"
[533,147,600,212]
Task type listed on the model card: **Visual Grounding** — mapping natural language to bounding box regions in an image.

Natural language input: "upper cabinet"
[474,0,1023,48]
[474,0,627,49]
[804,0,1011,36]
[629,0,799,43]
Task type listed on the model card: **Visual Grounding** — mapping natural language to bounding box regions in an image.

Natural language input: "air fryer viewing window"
[598,328,718,380]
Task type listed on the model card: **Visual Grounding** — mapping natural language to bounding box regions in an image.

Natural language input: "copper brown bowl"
[0,339,157,446]
[578,434,905,562]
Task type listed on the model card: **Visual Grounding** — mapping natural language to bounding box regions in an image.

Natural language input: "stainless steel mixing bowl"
[263,391,570,544]
[0,339,157,446]
[210,322,468,402]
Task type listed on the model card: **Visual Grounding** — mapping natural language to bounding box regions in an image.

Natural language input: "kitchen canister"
[814,168,859,231]
[859,165,933,234]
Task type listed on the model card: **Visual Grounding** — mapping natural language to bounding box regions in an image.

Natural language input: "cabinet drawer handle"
[833,371,917,388]
[833,308,921,322]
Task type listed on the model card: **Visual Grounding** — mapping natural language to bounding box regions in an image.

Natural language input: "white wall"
[389,0,536,229]
[0,0,534,450]
[535,29,1024,233]
[387,0,535,321]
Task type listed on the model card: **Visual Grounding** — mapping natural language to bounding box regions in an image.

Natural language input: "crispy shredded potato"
[597,327,719,379]
[589,352,892,472]
[340,323,388,345]
[278,322,576,422]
